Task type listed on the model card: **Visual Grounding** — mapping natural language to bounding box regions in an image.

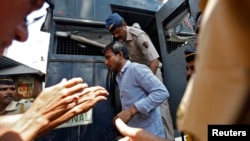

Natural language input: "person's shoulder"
[131,62,148,71]
[128,26,145,37]
[131,61,143,66]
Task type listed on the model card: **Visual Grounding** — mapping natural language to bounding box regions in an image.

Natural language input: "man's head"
[0,76,15,106]
[105,13,127,41]
[0,0,45,56]
[104,41,129,73]
[184,12,202,81]
[184,47,196,81]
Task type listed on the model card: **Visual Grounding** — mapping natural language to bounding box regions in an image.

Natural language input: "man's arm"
[0,125,23,141]
[114,105,138,123]
[0,78,109,141]
[136,33,160,74]
[134,65,169,117]
[148,58,159,74]
[0,114,22,127]
[115,118,167,141]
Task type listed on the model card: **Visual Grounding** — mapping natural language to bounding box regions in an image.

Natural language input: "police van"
[36,0,199,140]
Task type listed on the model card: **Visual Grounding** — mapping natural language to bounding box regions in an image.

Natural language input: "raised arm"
[115,118,167,141]
[0,78,109,141]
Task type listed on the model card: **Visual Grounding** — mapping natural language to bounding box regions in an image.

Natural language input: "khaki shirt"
[177,0,250,141]
[3,99,33,115]
[125,26,159,66]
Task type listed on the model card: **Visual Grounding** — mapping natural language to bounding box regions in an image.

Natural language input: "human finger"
[115,118,167,141]
[78,86,109,101]
[60,82,89,98]
[80,86,107,95]
[60,77,84,88]
[39,87,108,134]
[28,83,87,119]
[65,97,79,109]
[68,87,108,114]
[118,136,130,141]
[43,78,84,98]
[60,78,67,83]
[115,118,135,137]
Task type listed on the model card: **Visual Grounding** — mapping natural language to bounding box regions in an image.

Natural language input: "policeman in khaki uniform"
[106,13,175,141]
[0,76,32,115]
[177,0,250,141]
[184,47,197,81]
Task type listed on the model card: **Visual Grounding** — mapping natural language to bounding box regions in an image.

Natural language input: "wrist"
[129,105,138,116]
[11,112,49,141]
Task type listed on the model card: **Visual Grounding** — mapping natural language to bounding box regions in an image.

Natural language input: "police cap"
[184,47,196,62]
[105,13,124,32]
[0,76,14,85]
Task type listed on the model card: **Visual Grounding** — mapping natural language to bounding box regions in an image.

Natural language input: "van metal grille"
[163,1,196,53]
[56,37,104,56]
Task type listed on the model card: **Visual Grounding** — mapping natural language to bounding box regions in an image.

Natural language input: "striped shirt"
[116,60,169,138]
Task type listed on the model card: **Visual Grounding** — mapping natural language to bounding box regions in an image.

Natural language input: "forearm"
[128,105,138,116]
[11,112,48,141]
[148,59,159,74]
[0,115,23,141]
[0,113,48,141]
[135,89,168,116]
[37,110,75,135]
[0,125,23,141]
[135,129,168,141]
[115,105,138,123]
[0,114,22,127]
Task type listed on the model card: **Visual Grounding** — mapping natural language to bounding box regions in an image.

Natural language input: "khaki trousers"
[156,67,175,141]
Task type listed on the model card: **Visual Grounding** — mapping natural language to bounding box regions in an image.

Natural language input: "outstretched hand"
[11,77,109,141]
[28,78,88,121]
[115,118,167,141]
[44,85,109,131]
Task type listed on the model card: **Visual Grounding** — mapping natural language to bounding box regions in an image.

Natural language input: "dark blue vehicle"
[36,0,199,140]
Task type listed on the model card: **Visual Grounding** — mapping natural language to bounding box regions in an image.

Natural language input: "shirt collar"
[116,60,131,83]
[5,101,18,111]
[126,26,133,41]
[120,60,131,73]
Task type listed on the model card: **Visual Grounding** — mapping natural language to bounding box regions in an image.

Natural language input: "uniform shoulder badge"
[143,41,149,48]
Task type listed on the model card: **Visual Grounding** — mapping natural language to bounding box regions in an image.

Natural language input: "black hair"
[185,55,196,62]
[184,47,196,62]
[104,41,129,59]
